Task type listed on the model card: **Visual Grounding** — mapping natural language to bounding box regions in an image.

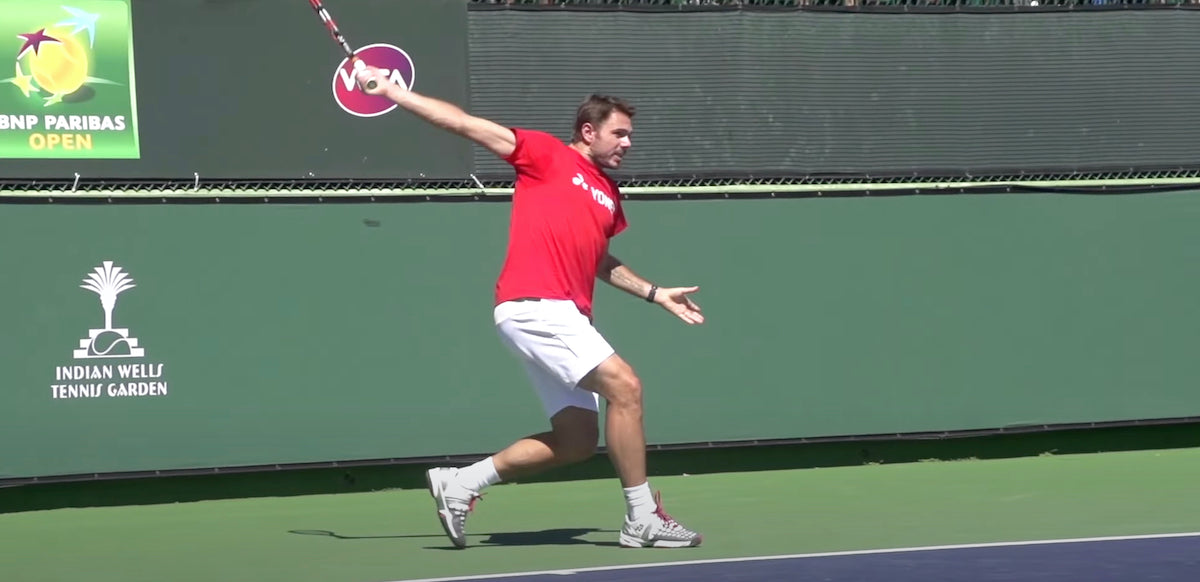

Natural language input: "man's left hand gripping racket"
[308,0,377,91]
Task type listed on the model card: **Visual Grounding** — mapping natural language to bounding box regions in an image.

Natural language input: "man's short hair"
[572,94,635,143]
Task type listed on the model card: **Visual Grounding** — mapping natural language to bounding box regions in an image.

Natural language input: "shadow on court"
[288,527,620,548]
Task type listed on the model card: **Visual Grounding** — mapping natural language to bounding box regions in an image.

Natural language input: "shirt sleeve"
[504,128,562,176]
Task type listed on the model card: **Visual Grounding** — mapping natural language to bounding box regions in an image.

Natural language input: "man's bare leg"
[425,406,599,549]
[577,353,656,519]
[575,353,702,548]
[577,354,646,488]
[489,406,599,480]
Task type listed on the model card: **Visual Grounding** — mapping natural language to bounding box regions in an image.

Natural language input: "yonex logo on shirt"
[572,172,616,215]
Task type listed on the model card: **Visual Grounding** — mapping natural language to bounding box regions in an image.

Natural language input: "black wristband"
[646,285,658,303]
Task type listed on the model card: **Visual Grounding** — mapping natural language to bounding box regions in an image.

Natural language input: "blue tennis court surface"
[395,532,1200,582]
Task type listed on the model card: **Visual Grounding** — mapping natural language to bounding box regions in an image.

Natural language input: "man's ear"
[580,122,596,144]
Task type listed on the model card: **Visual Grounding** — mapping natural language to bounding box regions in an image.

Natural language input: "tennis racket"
[307,0,377,91]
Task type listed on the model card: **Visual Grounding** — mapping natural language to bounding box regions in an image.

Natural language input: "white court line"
[388,531,1200,582]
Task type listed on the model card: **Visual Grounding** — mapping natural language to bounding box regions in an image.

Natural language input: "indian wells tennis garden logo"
[51,261,170,400]
[0,0,140,159]
[74,260,143,359]
[332,43,415,117]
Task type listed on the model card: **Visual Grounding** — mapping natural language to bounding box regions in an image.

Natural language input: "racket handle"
[351,58,376,91]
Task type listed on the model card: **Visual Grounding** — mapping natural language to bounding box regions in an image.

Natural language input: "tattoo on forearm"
[600,255,651,297]
[611,266,649,296]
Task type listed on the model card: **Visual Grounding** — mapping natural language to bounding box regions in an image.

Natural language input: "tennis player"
[356,66,704,550]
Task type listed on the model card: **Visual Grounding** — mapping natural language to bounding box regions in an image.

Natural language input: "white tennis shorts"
[493,298,614,418]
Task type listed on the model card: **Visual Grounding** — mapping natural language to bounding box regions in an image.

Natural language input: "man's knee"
[609,370,642,410]
[581,355,642,409]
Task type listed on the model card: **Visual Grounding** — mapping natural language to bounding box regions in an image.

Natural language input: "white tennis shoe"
[619,490,703,548]
[425,467,482,549]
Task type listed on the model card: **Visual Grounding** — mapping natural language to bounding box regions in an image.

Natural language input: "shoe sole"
[618,532,703,548]
[426,469,467,549]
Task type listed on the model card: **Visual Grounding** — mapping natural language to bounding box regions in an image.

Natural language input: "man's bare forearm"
[385,86,468,134]
[380,84,515,159]
[598,254,654,300]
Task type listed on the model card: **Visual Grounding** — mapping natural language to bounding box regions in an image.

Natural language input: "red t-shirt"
[493,128,627,319]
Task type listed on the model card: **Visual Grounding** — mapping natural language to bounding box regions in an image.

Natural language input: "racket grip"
[350,58,376,91]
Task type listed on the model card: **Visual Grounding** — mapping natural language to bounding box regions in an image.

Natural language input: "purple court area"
[411,534,1200,582]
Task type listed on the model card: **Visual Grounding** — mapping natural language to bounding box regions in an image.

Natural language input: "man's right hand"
[355,64,396,97]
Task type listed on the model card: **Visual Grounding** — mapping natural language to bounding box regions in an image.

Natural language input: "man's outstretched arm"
[356,66,515,160]
[597,254,704,325]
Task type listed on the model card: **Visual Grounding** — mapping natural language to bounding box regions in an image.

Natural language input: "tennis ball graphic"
[27,28,89,96]
[88,330,133,357]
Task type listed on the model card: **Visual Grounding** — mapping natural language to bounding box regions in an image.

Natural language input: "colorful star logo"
[4,6,108,107]
[16,28,60,59]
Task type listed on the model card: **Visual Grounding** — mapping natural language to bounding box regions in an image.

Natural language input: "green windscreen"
[3,189,1199,481]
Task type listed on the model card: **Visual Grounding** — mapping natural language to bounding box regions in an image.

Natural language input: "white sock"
[623,482,656,520]
[454,457,502,493]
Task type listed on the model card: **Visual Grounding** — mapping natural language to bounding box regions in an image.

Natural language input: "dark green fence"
[478,0,1198,6]
[4,190,1200,481]
[4,0,1200,484]
[467,8,1200,181]
[3,0,1199,190]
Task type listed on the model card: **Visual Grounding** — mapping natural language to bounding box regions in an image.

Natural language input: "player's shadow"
[288,527,620,548]
[473,528,621,549]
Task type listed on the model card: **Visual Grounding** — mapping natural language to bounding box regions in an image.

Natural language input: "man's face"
[587,111,633,169]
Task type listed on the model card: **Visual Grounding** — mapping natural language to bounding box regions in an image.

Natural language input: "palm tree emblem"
[80,261,136,331]
[74,261,144,359]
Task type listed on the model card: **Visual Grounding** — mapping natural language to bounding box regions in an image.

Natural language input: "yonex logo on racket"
[331,43,415,118]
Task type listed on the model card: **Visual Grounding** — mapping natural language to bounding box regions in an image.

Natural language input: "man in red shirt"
[357,66,704,549]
